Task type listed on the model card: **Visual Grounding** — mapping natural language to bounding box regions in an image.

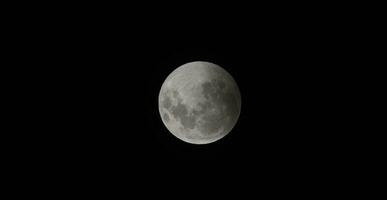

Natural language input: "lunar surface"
[158,61,241,144]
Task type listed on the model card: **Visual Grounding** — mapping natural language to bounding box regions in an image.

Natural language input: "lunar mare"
[158,61,241,144]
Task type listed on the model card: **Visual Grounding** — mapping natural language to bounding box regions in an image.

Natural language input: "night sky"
[56,27,341,178]
[20,5,356,194]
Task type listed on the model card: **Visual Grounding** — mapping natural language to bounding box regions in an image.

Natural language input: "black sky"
[17,4,360,194]
[53,25,342,174]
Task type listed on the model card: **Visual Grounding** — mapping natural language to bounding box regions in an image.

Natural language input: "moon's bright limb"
[158,61,241,144]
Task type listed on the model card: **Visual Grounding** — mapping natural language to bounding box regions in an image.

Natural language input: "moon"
[158,61,241,144]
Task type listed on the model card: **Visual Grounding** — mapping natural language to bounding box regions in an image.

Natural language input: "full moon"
[158,61,241,144]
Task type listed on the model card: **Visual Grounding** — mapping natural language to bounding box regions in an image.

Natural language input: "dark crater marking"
[161,79,239,136]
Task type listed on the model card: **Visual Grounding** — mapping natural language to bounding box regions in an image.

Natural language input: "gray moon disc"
[158,61,241,144]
